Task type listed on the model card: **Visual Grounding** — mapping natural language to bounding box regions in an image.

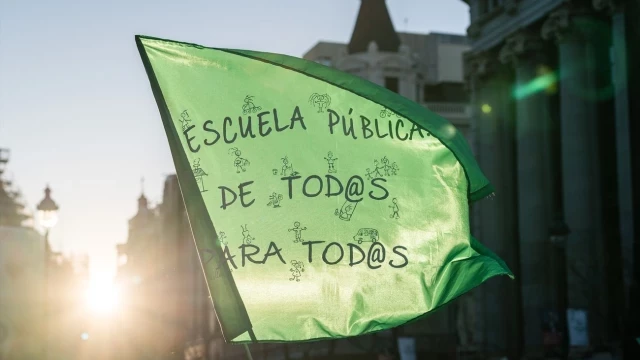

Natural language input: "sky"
[0,0,470,281]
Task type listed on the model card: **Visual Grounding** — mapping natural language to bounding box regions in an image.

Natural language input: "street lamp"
[37,185,58,360]
[37,185,59,239]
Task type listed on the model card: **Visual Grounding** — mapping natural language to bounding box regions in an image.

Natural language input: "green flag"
[136,35,512,343]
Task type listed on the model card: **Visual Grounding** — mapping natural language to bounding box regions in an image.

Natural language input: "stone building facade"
[462,0,639,358]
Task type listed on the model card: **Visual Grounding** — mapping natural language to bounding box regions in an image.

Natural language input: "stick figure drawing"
[324,151,338,173]
[179,110,191,131]
[289,260,305,282]
[242,95,262,114]
[288,222,307,243]
[192,158,208,193]
[267,192,283,208]
[241,225,254,245]
[229,148,250,173]
[309,93,331,113]
[389,198,400,219]
[281,156,299,177]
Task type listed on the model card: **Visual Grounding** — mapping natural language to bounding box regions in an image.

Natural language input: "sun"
[85,277,119,314]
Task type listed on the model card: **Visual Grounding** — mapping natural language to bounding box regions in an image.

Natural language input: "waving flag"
[136,35,512,343]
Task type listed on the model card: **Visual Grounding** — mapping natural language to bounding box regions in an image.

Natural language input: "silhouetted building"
[115,176,218,360]
[115,189,165,358]
[0,149,90,360]
[0,226,45,360]
[0,148,29,227]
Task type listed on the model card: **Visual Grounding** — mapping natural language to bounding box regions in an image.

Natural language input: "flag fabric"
[136,35,512,343]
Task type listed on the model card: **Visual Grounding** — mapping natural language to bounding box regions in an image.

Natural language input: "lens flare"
[85,278,119,314]
[513,65,558,100]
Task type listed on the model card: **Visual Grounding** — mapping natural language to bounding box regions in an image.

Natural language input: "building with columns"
[463,0,639,358]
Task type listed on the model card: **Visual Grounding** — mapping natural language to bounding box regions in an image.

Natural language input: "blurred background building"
[0,148,29,228]
[463,0,639,359]
[0,148,91,360]
[115,175,216,360]
[303,0,472,141]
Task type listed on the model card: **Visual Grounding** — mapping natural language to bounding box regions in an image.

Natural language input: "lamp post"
[549,213,570,359]
[38,186,59,242]
[37,185,59,360]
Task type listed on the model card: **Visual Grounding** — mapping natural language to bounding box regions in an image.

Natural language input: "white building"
[303,0,472,141]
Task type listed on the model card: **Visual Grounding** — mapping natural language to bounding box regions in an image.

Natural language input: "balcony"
[423,102,471,125]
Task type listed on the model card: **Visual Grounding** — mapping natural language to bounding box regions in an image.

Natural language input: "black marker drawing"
[267,192,283,208]
[229,147,250,173]
[380,108,395,118]
[192,158,208,193]
[289,260,305,282]
[281,156,299,177]
[241,225,254,245]
[381,156,392,176]
[372,160,384,177]
[179,110,192,131]
[324,151,338,173]
[391,162,400,175]
[368,156,399,178]
[242,95,262,114]
[335,200,358,221]
[309,93,331,113]
[218,231,228,246]
[288,221,307,243]
[389,198,400,219]
[353,228,379,245]
[365,168,375,180]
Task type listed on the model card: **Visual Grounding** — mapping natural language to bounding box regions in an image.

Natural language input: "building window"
[316,57,332,67]
[423,83,469,102]
[385,77,399,93]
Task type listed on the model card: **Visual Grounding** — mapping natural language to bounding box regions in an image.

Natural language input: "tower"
[348,0,400,54]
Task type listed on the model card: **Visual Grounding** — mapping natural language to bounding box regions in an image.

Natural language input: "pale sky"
[0,0,470,281]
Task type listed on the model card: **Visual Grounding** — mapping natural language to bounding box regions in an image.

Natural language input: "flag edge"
[134,34,495,202]
[135,35,254,342]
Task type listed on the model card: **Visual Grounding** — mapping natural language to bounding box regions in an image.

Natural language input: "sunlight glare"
[85,277,119,314]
